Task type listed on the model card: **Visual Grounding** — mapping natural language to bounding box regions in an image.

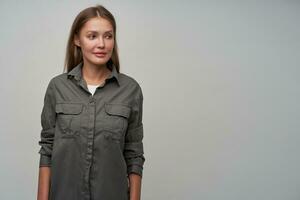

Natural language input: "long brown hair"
[64,5,120,73]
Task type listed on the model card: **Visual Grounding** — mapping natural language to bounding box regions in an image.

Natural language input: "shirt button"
[89,97,94,103]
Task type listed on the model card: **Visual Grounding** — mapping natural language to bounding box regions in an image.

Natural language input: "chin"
[88,58,110,66]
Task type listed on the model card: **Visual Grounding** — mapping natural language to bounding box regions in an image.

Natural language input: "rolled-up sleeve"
[38,79,56,167]
[124,87,145,177]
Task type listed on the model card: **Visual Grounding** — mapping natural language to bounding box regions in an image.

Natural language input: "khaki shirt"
[38,62,145,200]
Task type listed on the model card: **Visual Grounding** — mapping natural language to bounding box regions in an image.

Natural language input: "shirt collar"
[67,62,120,86]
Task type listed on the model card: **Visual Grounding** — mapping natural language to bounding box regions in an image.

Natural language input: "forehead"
[81,17,113,33]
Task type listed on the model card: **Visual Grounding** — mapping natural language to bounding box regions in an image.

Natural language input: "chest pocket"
[55,103,83,138]
[102,103,131,140]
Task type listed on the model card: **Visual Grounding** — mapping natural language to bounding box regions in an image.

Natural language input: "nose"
[97,36,105,48]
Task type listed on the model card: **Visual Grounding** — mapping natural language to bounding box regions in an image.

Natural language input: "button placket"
[83,95,96,199]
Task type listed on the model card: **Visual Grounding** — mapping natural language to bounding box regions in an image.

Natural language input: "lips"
[93,52,107,57]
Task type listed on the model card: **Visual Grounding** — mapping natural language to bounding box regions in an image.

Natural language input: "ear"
[74,34,81,47]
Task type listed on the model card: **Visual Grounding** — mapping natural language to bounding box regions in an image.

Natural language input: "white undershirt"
[87,84,100,96]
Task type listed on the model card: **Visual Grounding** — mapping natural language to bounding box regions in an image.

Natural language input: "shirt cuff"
[39,154,52,167]
[127,164,143,177]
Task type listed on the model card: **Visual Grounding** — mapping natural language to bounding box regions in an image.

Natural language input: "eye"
[88,35,96,40]
[105,34,113,39]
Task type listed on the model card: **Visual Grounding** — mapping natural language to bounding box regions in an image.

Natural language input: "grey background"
[0,0,299,199]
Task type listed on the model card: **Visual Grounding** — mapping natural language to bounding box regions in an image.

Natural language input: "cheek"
[81,40,95,52]
[107,44,114,56]
[107,41,115,52]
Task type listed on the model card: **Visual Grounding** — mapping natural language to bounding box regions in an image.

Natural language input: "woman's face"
[74,17,115,67]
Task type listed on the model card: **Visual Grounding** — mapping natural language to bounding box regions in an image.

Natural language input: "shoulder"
[50,73,68,83]
[118,73,142,89]
[118,72,143,99]
[45,72,69,88]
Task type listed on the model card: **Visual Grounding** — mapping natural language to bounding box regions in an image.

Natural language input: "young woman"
[37,5,145,200]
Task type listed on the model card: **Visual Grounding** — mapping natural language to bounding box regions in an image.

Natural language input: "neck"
[82,60,111,85]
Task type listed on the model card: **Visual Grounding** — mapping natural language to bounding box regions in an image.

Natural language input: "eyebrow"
[86,30,113,34]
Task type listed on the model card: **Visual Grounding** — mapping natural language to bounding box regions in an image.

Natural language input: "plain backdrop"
[0,1,299,199]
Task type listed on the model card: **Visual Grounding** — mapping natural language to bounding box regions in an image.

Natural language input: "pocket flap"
[104,103,131,118]
[55,103,83,114]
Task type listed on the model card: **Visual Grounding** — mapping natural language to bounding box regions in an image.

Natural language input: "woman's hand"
[128,173,142,200]
[37,167,51,200]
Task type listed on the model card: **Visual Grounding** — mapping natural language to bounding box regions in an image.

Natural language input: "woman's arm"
[128,173,142,200]
[124,86,145,200]
[37,167,51,200]
[37,79,56,200]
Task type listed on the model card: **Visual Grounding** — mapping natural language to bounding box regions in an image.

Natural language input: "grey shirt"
[38,62,145,200]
